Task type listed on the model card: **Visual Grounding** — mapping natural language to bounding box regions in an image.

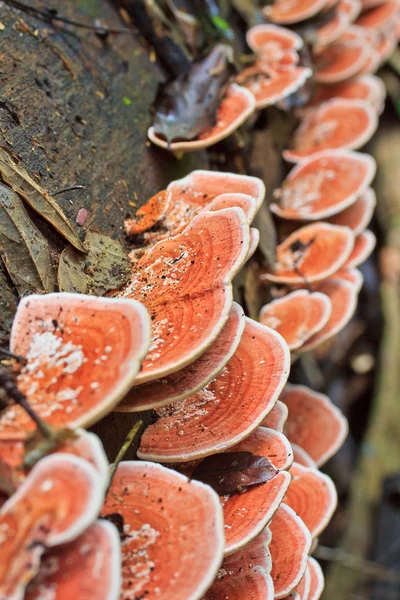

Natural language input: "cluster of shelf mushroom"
[0,0,397,599]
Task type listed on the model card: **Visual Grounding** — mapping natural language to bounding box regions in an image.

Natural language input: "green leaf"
[0,148,86,252]
[211,15,230,32]
[57,230,130,295]
[0,183,57,295]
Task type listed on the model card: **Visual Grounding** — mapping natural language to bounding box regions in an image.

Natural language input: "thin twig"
[53,185,86,196]
[3,0,136,34]
[0,348,27,363]
[315,545,400,583]
[106,419,143,496]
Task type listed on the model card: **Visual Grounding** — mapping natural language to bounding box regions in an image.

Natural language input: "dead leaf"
[0,183,56,295]
[0,266,16,346]
[191,451,278,495]
[57,230,130,295]
[0,148,86,252]
[152,44,234,144]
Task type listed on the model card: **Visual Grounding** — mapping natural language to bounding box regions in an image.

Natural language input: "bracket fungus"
[261,222,354,284]
[246,24,304,56]
[25,520,121,600]
[204,529,274,600]
[281,384,348,466]
[0,293,151,438]
[0,453,104,599]
[263,0,328,24]
[269,503,312,598]
[148,84,255,153]
[137,318,290,462]
[314,27,370,83]
[293,565,311,600]
[307,557,325,600]
[342,229,377,268]
[117,303,245,412]
[261,400,289,432]
[259,290,332,351]
[291,444,317,468]
[315,0,362,47]
[283,98,378,162]
[355,0,400,31]
[284,463,338,537]
[303,75,386,114]
[271,150,376,220]
[299,278,358,351]
[333,267,364,291]
[120,208,250,385]
[220,426,292,555]
[328,187,376,235]
[101,461,224,600]
[124,190,172,236]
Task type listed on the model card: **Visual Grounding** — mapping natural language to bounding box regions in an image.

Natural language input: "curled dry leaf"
[57,231,131,295]
[191,451,278,495]
[0,148,85,252]
[152,44,233,145]
[0,183,56,295]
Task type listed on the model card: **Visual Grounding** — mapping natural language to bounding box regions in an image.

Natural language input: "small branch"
[3,0,136,34]
[315,545,400,583]
[106,419,143,496]
[0,348,26,363]
[53,185,86,196]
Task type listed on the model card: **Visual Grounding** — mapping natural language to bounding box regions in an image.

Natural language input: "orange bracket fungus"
[328,187,376,235]
[148,83,256,153]
[314,28,369,84]
[259,290,332,350]
[342,229,377,268]
[101,461,224,600]
[299,278,358,351]
[284,462,338,537]
[315,0,362,48]
[116,303,245,411]
[283,98,378,163]
[120,208,251,385]
[0,453,104,599]
[291,444,317,468]
[219,426,292,555]
[204,529,274,600]
[247,227,261,261]
[246,24,304,56]
[281,384,348,466]
[264,0,328,24]
[261,222,354,284]
[293,564,311,600]
[0,293,151,438]
[124,190,172,236]
[333,267,364,291]
[271,150,376,220]
[307,557,325,600]
[355,0,400,31]
[137,318,290,462]
[261,400,289,432]
[25,520,121,600]
[269,503,312,598]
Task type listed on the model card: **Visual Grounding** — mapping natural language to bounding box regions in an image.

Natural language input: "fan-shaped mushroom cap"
[222,427,292,555]
[204,529,274,600]
[281,384,348,466]
[120,208,250,384]
[124,190,172,236]
[168,170,265,212]
[148,84,255,153]
[138,318,290,462]
[247,24,303,54]
[261,401,289,432]
[342,229,376,268]
[303,75,386,114]
[299,279,358,351]
[293,564,311,600]
[291,444,317,468]
[376,30,397,65]
[0,453,104,599]
[271,150,376,220]
[206,193,259,224]
[247,228,261,261]
[259,291,332,350]
[283,99,378,162]
[356,1,400,31]
[307,557,325,600]
[263,0,328,23]
[25,520,121,600]
[333,267,364,291]
[116,303,245,411]
[285,463,337,537]
[0,294,151,438]
[328,188,376,235]
[314,27,369,83]
[261,223,354,284]
[269,503,312,598]
[101,461,224,600]
[240,67,313,109]
[315,0,362,47]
